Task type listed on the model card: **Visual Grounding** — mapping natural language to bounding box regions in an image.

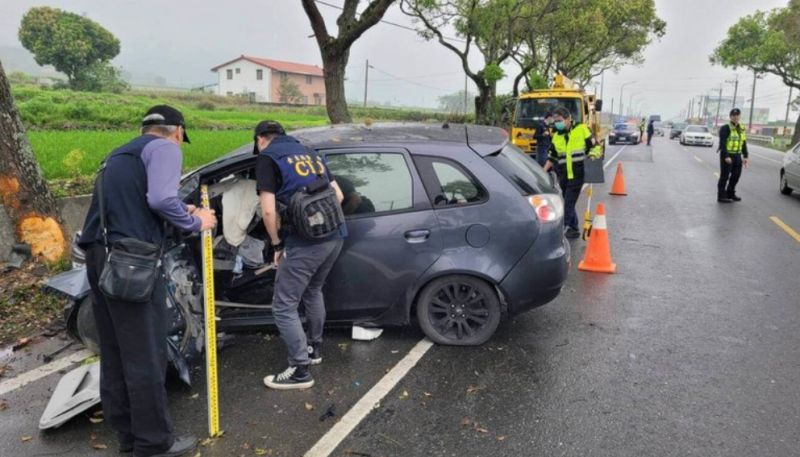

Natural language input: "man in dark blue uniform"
[79,106,216,457]
[254,121,345,390]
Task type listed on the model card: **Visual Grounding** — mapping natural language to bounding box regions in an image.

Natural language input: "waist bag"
[288,175,345,240]
[95,159,162,303]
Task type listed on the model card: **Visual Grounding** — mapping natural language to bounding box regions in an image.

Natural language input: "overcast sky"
[0,0,796,121]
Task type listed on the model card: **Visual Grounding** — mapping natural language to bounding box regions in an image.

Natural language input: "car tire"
[416,275,501,346]
[76,296,100,354]
[780,170,793,195]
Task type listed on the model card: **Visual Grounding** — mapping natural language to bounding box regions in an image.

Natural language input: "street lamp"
[619,81,636,120]
[628,92,642,117]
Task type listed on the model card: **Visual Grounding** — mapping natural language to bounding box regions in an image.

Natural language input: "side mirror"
[595,99,603,112]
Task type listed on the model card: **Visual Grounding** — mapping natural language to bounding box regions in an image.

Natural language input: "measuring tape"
[200,184,221,437]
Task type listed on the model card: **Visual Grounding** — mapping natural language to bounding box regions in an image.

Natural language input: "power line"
[368,65,452,91]
[314,0,467,43]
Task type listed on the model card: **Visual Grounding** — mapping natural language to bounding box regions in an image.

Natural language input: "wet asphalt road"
[1,136,799,457]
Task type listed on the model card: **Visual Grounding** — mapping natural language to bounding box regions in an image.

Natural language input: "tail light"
[528,194,563,223]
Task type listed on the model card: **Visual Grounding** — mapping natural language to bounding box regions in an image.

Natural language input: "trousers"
[559,177,583,230]
[85,244,173,457]
[718,154,743,197]
[272,238,343,366]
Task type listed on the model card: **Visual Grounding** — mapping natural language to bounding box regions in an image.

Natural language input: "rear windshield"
[614,124,635,131]
[686,126,709,133]
[484,144,556,195]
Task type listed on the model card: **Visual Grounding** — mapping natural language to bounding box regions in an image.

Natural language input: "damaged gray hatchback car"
[48,123,570,382]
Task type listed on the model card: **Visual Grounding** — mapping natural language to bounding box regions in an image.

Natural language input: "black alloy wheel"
[416,275,501,346]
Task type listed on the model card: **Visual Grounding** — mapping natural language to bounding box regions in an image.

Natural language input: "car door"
[787,144,800,188]
[321,148,443,321]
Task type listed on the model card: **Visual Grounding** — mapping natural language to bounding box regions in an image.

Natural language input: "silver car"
[780,142,800,195]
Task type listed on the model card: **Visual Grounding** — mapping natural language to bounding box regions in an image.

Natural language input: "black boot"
[728,192,741,202]
[717,194,732,203]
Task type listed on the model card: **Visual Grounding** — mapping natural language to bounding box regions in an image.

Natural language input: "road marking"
[770,216,800,244]
[750,152,782,164]
[0,349,93,396]
[694,156,703,163]
[304,338,434,457]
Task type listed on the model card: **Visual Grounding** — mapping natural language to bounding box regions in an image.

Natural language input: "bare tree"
[301,0,396,124]
[0,59,66,262]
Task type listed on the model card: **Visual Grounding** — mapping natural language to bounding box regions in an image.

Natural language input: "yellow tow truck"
[510,74,605,155]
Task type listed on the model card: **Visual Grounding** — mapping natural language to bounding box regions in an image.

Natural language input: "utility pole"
[689,99,694,121]
[619,81,635,119]
[748,70,759,132]
[714,85,723,128]
[600,70,605,102]
[784,86,794,137]
[610,97,614,120]
[726,74,739,112]
[363,59,369,107]
[700,94,707,124]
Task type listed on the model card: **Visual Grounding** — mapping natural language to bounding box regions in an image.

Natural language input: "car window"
[615,124,635,131]
[484,144,556,195]
[414,156,487,207]
[325,153,413,216]
[686,126,709,133]
[516,98,583,126]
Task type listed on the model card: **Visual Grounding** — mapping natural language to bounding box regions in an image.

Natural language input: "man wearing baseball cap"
[78,105,216,457]
[717,108,749,203]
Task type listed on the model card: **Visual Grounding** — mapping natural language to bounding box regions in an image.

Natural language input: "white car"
[780,142,800,195]
[680,125,714,147]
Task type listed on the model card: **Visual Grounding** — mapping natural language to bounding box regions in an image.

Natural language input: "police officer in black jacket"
[717,108,750,202]
[253,121,346,390]
[78,106,216,457]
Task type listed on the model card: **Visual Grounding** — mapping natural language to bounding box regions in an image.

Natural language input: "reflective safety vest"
[726,123,746,154]
[551,123,602,180]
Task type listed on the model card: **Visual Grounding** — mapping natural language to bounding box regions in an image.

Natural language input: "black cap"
[253,120,286,154]
[730,108,741,116]
[142,105,190,143]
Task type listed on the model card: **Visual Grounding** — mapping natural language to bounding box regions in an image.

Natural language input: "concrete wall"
[215,59,273,102]
[0,195,91,262]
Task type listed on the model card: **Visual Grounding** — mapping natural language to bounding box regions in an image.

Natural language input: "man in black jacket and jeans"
[717,108,749,202]
[78,106,216,457]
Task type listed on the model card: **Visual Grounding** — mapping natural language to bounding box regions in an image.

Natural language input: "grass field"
[28,130,259,180]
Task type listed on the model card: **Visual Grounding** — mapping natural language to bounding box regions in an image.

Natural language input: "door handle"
[404,229,431,244]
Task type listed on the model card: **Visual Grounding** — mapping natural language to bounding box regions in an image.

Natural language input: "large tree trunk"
[474,84,496,126]
[0,60,66,262]
[792,111,800,147]
[322,50,352,124]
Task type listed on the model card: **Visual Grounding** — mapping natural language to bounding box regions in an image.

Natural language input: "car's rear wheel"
[780,170,793,195]
[416,275,501,346]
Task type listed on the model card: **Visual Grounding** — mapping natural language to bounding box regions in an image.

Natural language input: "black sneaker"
[728,194,742,202]
[141,436,198,457]
[565,227,581,239]
[308,343,322,365]
[263,365,314,390]
[717,196,732,203]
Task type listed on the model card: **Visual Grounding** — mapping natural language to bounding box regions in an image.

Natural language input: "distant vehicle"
[609,123,639,145]
[780,142,800,195]
[680,125,714,147]
[652,121,665,137]
[670,122,688,140]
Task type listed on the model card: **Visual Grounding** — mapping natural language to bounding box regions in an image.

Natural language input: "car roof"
[188,122,508,179]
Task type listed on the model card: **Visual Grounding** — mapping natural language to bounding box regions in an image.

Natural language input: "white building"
[210,55,326,105]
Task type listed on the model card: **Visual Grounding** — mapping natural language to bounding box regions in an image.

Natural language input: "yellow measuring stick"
[200,184,221,437]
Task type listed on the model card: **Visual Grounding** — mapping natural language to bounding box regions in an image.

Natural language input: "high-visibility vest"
[726,123,746,154]
[551,123,600,180]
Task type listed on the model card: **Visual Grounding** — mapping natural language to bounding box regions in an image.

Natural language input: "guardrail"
[747,134,775,145]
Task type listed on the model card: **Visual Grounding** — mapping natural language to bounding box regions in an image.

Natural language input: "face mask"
[554,121,566,131]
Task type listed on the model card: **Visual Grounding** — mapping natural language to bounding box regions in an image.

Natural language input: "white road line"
[750,152,782,164]
[0,349,94,396]
[304,339,434,457]
[694,156,703,163]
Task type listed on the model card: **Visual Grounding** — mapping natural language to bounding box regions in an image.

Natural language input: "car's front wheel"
[416,275,501,346]
[780,170,793,195]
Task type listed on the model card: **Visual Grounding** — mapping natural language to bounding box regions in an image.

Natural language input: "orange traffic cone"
[609,163,627,196]
[578,203,617,274]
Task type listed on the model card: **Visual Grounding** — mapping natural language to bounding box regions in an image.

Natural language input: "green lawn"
[29,130,264,179]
